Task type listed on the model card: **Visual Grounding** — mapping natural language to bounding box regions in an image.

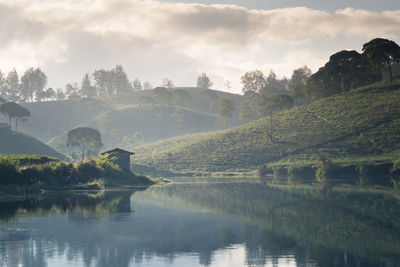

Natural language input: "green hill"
[2,88,244,153]
[0,124,65,159]
[133,80,400,173]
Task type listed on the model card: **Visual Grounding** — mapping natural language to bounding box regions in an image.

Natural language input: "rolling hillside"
[0,124,65,159]
[133,81,400,173]
[0,88,244,153]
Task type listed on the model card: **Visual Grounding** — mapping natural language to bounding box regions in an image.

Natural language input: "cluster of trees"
[238,38,400,123]
[0,68,50,103]
[306,38,400,101]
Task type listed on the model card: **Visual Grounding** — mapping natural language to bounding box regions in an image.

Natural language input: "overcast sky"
[1,0,399,93]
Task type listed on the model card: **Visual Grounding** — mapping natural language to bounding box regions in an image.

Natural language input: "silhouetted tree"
[20,68,47,102]
[133,78,142,91]
[6,69,20,102]
[289,66,311,105]
[241,70,267,94]
[362,38,400,83]
[67,127,103,160]
[197,73,213,89]
[80,74,97,97]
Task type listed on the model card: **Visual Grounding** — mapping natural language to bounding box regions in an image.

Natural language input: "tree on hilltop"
[241,70,267,94]
[362,38,400,83]
[197,73,213,89]
[67,127,103,161]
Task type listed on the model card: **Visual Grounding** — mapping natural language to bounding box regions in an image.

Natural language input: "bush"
[0,158,20,184]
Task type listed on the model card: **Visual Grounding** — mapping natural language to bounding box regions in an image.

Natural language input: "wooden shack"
[100,148,135,170]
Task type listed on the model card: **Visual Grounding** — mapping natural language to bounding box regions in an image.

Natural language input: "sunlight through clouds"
[0,0,399,92]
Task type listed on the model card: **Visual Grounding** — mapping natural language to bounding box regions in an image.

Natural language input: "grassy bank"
[0,154,153,195]
[133,80,400,178]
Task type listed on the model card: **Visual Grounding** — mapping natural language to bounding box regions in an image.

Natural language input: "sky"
[0,0,399,94]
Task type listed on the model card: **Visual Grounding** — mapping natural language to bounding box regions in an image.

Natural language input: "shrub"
[0,158,20,184]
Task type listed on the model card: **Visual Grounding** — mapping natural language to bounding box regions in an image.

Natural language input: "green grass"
[0,154,153,194]
[133,79,400,173]
[0,124,66,159]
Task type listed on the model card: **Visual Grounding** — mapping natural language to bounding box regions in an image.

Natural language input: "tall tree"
[112,65,132,94]
[133,78,143,91]
[20,68,47,102]
[289,66,312,105]
[0,102,30,131]
[67,127,103,161]
[0,71,6,100]
[218,98,234,128]
[80,74,97,97]
[241,70,267,94]
[5,69,20,102]
[362,38,400,83]
[197,73,213,89]
[93,69,109,95]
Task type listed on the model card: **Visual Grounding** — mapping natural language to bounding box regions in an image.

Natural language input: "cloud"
[0,0,398,92]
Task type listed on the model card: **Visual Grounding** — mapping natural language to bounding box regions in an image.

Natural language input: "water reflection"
[0,180,400,266]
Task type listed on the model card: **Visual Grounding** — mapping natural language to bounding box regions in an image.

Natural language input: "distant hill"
[0,88,244,153]
[0,124,65,159]
[133,80,400,173]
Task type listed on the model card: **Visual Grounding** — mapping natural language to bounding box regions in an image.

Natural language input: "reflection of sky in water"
[0,202,311,267]
[1,182,400,267]
[46,245,301,267]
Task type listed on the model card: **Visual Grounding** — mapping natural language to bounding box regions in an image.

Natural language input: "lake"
[1,177,400,267]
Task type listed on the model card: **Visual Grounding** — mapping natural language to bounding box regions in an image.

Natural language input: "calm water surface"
[1,177,400,267]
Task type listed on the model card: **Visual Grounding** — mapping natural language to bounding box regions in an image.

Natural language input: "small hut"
[101,148,135,170]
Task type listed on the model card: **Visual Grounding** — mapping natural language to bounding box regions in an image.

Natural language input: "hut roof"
[101,148,135,155]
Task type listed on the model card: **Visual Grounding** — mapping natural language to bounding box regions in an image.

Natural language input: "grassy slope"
[4,88,243,146]
[133,80,400,172]
[0,124,65,159]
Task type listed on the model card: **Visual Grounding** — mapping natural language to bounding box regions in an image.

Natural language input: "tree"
[66,127,103,161]
[133,78,143,91]
[241,70,267,94]
[289,66,312,105]
[324,50,372,92]
[0,102,30,131]
[20,68,47,102]
[6,69,20,102]
[196,73,213,89]
[143,81,153,90]
[162,78,174,88]
[65,83,78,96]
[55,88,66,100]
[362,38,400,83]
[36,88,56,101]
[0,71,6,100]
[93,69,109,95]
[218,98,234,128]
[80,73,97,97]
[200,89,219,109]
[112,65,132,94]
[224,80,232,92]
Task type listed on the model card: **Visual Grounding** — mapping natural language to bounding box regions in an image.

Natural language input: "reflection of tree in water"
[1,183,400,267]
